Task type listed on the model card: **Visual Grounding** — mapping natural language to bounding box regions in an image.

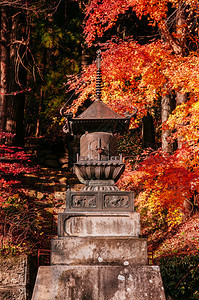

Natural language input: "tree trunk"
[0,7,9,136]
[36,89,43,137]
[142,112,155,149]
[175,91,188,149]
[81,49,89,68]
[9,10,26,146]
[0,8,26,146]
[36,13,47,138]
[161,2,188,153]
[161,93,175,152]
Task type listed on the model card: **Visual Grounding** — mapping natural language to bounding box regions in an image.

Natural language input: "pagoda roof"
[74,100,126,120]
[69,100,130,134]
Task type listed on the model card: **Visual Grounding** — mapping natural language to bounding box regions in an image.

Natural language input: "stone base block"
[58,212,140,237]
[0,286,27,300]
[0,255,27,286]
[0,255,37,300]
[51,237,147,265]
[32,265,166,300]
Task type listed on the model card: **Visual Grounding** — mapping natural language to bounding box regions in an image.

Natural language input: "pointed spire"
[96,50,102,101]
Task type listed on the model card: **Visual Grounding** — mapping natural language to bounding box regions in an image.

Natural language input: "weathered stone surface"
[51,237,147,265]
[0,255,37,300]
[0,286,26,300]
[58,212,140,237]
[65,190,134,212]
[0,256,27,286]
[32,265,166,300]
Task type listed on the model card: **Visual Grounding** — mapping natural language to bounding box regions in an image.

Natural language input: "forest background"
[0,1,198,299]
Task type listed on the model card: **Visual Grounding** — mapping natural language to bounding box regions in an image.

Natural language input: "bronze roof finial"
[96,50,102,101]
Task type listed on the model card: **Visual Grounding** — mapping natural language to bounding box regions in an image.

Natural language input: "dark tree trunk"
[36,89,43,138]
[0,7,26,146]
[142,112,155,149]
[36,13,47,138]
[8,10,26,146]
[81,49,89,68]
[0,7,9,135]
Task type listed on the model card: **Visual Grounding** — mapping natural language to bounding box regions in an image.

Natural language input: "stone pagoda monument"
[32,51,165,300]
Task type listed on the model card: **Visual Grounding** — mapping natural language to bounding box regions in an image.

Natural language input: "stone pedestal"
[32,265,165,300]
[32,191,166,300]
[32,51,166,299]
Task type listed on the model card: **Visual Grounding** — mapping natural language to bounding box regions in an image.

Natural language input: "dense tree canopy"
[0,0,84,144]
[67,0,199,226]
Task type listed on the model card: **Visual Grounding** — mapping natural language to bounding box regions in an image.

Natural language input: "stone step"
[51,237,147,266]
[32,265,166,300]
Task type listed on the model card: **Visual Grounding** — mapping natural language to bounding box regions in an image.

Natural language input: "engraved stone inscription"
[72,195,97,208]
[104,195,129,208]
[64,215,140,236]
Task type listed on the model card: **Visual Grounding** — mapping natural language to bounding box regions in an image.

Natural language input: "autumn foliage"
[118,100,199,226]
[0,133,56,255]
[67,0,199,228]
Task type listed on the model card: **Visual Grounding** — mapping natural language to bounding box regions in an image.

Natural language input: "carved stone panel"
[65,191,134,212]
[71,195,97,208]
[104,195,129,208]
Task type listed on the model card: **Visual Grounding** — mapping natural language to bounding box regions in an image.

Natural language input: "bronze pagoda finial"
[96,50,102,101]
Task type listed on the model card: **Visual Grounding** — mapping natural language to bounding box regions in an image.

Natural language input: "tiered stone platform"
[32,190,165,300]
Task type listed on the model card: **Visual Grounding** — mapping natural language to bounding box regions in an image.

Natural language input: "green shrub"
[156,255,199,300]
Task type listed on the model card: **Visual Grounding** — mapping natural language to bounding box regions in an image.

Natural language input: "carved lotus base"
[82,181,119,191]
[74,161,125,186]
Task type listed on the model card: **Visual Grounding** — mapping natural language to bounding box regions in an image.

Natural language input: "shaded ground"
[147,213,199,259]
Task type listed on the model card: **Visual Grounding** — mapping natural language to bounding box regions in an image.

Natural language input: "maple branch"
[8,40,28,46]
[175,264,199,289]
[160,25,183,55]
[0,0,62,15]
